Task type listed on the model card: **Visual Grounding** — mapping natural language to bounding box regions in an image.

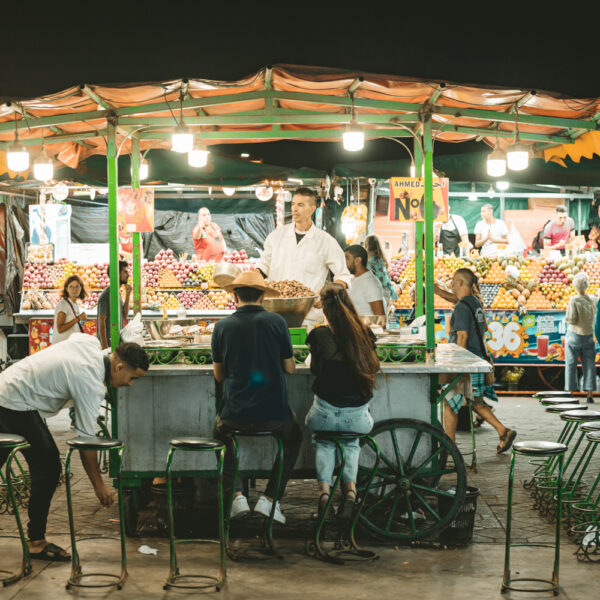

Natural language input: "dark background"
[2,6,597,171]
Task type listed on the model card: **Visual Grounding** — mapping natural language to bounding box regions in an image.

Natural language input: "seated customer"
[345,244,385,316]
[212,271,301,525]
[305,283,380,520]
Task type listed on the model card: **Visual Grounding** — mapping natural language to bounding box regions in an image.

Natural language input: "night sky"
[2,7,597,170]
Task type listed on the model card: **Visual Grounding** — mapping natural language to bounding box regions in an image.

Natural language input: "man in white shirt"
[435,213,470,256]
[474,204,509,257]
[0,334,148,562]
[345,245,385,316]
[256,187,351,325]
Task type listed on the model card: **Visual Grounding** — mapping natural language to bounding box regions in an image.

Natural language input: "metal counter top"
[144,343,490,376]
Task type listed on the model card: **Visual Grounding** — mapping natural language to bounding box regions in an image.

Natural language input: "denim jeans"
[305,396,373,485]
[565,331,597,392]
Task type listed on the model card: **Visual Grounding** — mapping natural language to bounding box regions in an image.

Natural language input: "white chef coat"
[0,333,107,437]
[257,223,351,326]
[474,219,509,257]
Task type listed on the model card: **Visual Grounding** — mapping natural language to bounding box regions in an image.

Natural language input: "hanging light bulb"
[506,141,529,171]
[486,147,507,177]
[33,149,53,181]
[222,187,236,196]
[188,142,209,168]
[468,193,478,202]
[51,183,69,201]
[89,188,96,200]
[139,159,149,180]
[7,116,30,172]
[496,181,510,191]
[7,139,29,172]
[342,121,364,152]
[171,124,194,153]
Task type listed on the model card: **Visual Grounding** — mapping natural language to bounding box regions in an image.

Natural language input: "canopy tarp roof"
[0,64,598,174]
[334,153,600,187]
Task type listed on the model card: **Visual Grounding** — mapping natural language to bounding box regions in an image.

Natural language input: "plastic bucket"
[438,485,480,545]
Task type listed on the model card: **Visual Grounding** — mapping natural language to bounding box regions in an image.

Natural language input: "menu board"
[389,177,449,223]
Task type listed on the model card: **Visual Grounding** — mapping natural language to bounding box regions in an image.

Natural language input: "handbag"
[459,297,495,385]
[65,298,85,333]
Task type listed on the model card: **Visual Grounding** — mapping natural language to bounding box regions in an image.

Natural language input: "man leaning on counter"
[256,187,351,326]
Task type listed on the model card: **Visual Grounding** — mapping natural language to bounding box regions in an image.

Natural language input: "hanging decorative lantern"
[341,204,368,244]
[255,185,274,201]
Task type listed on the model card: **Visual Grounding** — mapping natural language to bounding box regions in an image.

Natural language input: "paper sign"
[118,188,154,233]
[388,177,449,223]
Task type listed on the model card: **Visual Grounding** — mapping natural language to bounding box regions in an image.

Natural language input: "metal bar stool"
[534,391,573,399]
[307,431,381,564]
[0,434,31,586]
[64,436,127,591]
[539,397,579,407]
[536,410,600,517]
[502,440,567,596]
[163,437,226,591]
[224,429,284,560]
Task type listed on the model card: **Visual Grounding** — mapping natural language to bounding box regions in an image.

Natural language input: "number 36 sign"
[487,319,527,357]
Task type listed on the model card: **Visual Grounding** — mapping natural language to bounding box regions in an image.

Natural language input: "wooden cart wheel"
[356,418,467,542]
[537,367,563,391]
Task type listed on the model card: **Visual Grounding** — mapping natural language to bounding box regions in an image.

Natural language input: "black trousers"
[213,413,303,501]
[0,406,62,541]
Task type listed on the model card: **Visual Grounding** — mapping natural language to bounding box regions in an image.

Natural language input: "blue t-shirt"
[449,296,487,359]
[211,305,294,421]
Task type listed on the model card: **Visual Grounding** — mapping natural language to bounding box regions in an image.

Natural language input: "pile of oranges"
[491,288,519,310]
[526,289,553,310]
[482,263,505,284]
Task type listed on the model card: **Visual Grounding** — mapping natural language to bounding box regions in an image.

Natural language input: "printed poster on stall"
[29,318,97,354]
[117,188,154,233]
[388,177,449,223]
[397,308,596,365]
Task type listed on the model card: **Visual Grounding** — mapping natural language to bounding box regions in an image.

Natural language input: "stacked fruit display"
[491,288,519,310]
[192,294,217,311]
[207,290,235,309]
[525,289,553,310]
[158,269,180,287]
[143,262,160,287]
[539,261,568,285]
[480,283,501,308]
[389,257,410,283]
[83,291,102,310]
[224,249,249,263]
[482,262,505,283]
[583,260,600,284]
[163,295,181,310]
[177,290,204,309]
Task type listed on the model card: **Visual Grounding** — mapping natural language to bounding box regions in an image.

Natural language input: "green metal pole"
[414,142,424,317]
[107,118,120,350]
[130,137,142,315]
[423,117,436,356]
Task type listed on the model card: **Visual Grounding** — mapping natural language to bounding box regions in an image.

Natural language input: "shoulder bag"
[65,298,85,333]
[459,297,495,385]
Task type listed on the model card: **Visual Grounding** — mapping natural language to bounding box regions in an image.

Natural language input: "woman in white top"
[52,275,88,344]
[565,272,597,403]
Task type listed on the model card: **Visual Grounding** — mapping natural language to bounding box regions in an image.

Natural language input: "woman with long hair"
[365,234,397,308]
[305,283,380,520]
[52,275,88,344]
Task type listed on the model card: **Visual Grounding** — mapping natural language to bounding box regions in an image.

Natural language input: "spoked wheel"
[357,418,467,542]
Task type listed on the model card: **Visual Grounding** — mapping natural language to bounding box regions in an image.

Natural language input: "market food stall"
[3,65,600,541]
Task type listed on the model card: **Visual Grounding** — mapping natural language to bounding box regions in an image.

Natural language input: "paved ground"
[1,396,599,599]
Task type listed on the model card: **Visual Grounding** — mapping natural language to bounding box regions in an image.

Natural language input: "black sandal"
[337,491,357,522]
[497,429,517,454]
[30,542,71,562]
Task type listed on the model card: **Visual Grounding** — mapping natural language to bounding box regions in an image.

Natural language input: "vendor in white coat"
[256,187,351,326]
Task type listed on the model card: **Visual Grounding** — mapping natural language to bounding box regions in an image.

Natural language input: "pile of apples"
[143,262,160,287]
[539,261,568,285]
[224,249,249,263]
[388,257,410,283]
[24,263,55,288]
[154,249,178,269]
[177,290,205,309]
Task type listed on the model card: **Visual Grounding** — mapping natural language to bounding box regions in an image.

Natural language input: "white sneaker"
[254,495,286,525]
[230,495,250,519]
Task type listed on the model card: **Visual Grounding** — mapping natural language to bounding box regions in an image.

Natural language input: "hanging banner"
[117,187,154,233]
[389,177,449,223]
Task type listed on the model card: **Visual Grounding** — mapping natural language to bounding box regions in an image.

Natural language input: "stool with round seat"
[524,405,587,493]
[540,397,580,407]
[534,391,573,400]
[535,411,600,517]
[64,436,127,591]
[163,437,226,591]
[0,434,31,586]
[307,431,381,564]
[224,429,284,560]
[502,440,567,595]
